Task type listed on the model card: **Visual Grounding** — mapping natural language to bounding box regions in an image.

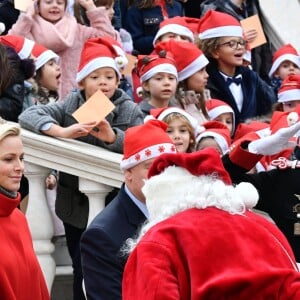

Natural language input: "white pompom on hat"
[0,34,34,59]
[268,44,300,78]
[153,16,195,45]
[31,42,59,70]
[155,39,208,81]
[198,10,243,40]
[120,119,177,170]
[0,22,5,35]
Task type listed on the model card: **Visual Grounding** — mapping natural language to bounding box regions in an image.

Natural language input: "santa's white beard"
[123,166,258,254]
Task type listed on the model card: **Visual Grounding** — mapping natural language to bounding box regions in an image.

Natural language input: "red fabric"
[123,207,300,300]
[155,0,168,19]
[0,193,49,299]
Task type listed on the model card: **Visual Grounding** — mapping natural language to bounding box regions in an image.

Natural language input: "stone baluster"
[24,162,56,292]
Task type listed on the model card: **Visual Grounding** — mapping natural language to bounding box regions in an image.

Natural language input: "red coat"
[0,193,49,300]
[123,207,300,300]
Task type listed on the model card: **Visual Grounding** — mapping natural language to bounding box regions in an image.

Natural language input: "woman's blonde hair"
[0,118,20,142]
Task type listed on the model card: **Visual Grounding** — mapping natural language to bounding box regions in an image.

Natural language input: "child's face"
[274,60,300,80]
[166,118,192,153]
[39,0,66,23]
[39,59,61,91]
[282,100,300,112]
[214,112,233,135]
[196,137,222,155]
[212,37,246,69]
[78,67,119,99]
[105,3,115,21]
[159,33,191,43]
[142,73,177,104]
[185,67,208,93]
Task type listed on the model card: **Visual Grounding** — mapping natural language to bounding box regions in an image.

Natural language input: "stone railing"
[21,127,123,292]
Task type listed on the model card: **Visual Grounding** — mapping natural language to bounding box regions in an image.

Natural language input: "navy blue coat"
[206,65,276,128]
[124,1,183,54]
[80,184,147,300]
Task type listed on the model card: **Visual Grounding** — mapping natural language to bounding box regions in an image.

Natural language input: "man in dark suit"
[80,120,176,300]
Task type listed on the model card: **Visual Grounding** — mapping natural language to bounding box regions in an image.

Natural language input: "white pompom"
[287,112,298,126]
[0,22,5,35]
[234,182,259,209]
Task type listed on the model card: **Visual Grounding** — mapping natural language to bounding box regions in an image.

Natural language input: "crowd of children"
[1,0,300,299]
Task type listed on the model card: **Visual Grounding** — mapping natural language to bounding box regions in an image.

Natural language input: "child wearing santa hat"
[155,39,210,125]
[269,44,300,95]
[123,146,300,300]
[136,50,178,116]
[18,36,144,300]
[198,10,276,128]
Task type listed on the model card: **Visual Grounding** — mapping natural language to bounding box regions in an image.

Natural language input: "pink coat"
[9,8,116,99]
[123,207,300,300]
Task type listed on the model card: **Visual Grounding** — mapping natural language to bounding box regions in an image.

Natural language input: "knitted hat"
[155,39,208,81]
[120,120,177,170]
[148,107,204,137]
[31,42,59,70]
[198,10,243,40]
[76,37,127,82]
[278,74,300,103]
[206,98,235,121]
[268,44,300,78]
[153,16,194,45]
[196,121,231,155]
[147,148,232,185]
[0,35,34,59]
[137,50,177,83]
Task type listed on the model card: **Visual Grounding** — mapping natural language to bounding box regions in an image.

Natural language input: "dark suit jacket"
[80,184,146,300]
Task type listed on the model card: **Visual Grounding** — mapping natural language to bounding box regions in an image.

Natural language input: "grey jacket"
[19,88,144,228]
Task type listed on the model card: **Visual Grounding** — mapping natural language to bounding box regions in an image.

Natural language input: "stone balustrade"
[21,127,123,293]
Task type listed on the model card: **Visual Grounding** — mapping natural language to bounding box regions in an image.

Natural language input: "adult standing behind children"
[80,120,176,300]
[0,118,50,300]
[9,0,116,99]
[18,37,144,300]
[198,10,276,128]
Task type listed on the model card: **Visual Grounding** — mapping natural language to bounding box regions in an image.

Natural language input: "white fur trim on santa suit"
[153,24,194,45]
[199,26,243,40]
[178,55,209,81]
[278,89,300,103]
[35,49,59,70]
[140,63,178,83]
[120,143,176,170]
[76,57,121,82]
[268,54,300,78]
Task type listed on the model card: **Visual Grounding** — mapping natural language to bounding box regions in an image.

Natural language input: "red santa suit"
[122,149,300,300]
[0,192,49,300]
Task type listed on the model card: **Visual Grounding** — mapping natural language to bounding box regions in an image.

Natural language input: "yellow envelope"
[72,90,115,124]
[240,14,267,49]
[14,0,33,12]
[122,54,137,76]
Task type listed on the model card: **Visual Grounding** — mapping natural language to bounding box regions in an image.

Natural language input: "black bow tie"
[226,76,242,86]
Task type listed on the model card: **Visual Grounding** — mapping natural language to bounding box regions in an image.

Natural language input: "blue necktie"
[226,76,242,86]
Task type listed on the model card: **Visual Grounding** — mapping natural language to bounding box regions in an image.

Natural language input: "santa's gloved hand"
[248,121,300,155]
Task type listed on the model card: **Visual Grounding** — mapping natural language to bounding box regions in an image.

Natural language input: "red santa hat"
[153,16,195,45]
[233,121,270,142]
[148,147,232,184]
[137,50,178,83]
[196,121,231,155]
[155,39,208,81]
[206,98,235,125]
[148,107,204,137]
[76,37,127,82]
[198,10,243,40]
[278,74,300,103]
[268,44,300,78]
[183,17,200,35]
[120,120,177,170]
[31,42,59,70]
[0,35,34,59]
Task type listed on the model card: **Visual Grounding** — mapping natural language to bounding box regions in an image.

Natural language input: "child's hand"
[59,122,97,138]
[244,29,258,44]
[46,174,57,190]
[89,119,116,144]
[26,0,38,18]
[77,0,96,11]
